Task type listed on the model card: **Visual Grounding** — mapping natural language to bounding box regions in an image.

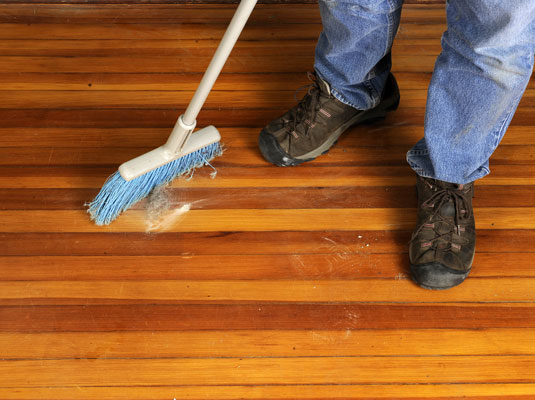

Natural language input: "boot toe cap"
[410,262,470,290]
[259,129,302,166]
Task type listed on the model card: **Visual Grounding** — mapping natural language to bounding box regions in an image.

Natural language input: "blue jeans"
[314,0,535,184]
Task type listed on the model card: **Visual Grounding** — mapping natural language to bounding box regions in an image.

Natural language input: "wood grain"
[0,4,446,25]
[2,356,535,387]
[3,278,535,303]
[1,385,534,400]
[2,185,535,210]
[2,207,535,232]
[2,144,535,168]
[2,304,535,332]
[2,252,535,280]
[1,2,534,399]
[2,230,533,256]
[0,71,438,91]
[2,329,534,358]
[2,89,535,110]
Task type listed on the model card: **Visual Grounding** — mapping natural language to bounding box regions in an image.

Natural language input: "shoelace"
[283,71,323,138]
[410,183,472,250]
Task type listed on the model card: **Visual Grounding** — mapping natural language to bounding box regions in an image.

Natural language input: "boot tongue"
[440,200,455,218]
[316,75,331,96]
[434,179,461,190]
[433,180,465,218]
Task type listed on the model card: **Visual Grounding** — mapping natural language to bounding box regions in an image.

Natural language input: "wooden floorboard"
[1,3,535,399]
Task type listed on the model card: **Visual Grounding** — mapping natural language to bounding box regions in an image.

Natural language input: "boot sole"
[410,249,475,290]
[410,269,470,290]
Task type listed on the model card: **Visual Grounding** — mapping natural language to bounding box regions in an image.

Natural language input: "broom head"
[87,126,222,225]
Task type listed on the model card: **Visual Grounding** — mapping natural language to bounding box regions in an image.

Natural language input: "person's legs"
[407,0,535,184]
[408,0,535,290]
[258,0,403,166]
[314,0,404,110]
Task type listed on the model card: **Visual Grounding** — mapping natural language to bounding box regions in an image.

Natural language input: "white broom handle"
[119,0,257,180]
[183,0,257,125]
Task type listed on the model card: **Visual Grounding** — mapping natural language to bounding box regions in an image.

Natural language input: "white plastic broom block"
[118,125,221,181]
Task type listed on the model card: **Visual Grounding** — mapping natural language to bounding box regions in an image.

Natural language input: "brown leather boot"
[409,175,476,290]
[258,70,400,166]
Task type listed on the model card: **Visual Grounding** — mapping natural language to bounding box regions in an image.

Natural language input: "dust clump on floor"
[144,184,191,232]
[146,185,171,221]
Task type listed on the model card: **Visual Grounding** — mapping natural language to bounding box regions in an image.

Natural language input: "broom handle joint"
[164,114,196,155]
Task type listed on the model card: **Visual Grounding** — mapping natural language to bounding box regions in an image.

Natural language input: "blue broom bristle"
[87,142,222,225]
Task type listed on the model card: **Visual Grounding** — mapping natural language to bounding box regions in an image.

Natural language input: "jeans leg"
[407,0,535,184]
[314,0,404,110]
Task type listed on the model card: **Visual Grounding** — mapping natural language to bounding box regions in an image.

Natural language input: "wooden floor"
[2,3,535,399]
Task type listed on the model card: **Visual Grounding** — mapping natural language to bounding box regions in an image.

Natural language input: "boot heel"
[386,95,400,111]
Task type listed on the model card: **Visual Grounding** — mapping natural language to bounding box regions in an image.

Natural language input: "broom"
[87,0,257,225]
